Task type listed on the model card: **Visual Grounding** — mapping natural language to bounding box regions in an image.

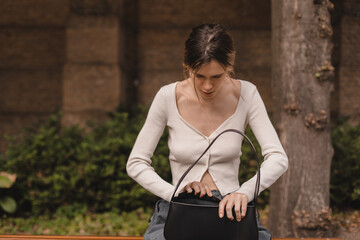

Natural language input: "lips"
[201,91,214,97]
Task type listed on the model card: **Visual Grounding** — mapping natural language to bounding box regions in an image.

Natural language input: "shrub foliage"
[8,109,360,214]
[331,121,360,209]
[0,109,360,214]
[0,110,170,215]
[0,109,269,215]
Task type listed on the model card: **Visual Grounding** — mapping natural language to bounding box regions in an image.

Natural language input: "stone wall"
[338,0,360,121]
[137,0,273,111]
[0,0,134,151]
[0,0,359,152]
[61,6,122,128]
[0,0,68,151]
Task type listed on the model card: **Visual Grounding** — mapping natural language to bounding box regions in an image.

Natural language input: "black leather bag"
[164,129,261,240]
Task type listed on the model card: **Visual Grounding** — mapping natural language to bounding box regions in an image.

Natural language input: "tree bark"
[269,0,335,237]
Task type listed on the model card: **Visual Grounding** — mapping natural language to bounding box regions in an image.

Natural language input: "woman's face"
[190,60,229,100]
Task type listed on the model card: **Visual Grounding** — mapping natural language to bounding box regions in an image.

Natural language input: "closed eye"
[195,73,224,79]
[196,74,205,78]
[212,74,223,79]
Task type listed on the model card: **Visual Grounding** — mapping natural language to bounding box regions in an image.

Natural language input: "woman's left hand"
[218,193,248,222]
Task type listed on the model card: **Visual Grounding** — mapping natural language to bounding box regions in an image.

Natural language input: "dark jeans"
[144,190,272,240]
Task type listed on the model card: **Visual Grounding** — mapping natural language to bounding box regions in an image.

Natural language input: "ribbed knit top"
[126,80,288,202]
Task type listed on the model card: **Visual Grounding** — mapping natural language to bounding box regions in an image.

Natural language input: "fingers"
[225,197,235,220]
[183,181,212,197]
[218,196,227,218]
[185,184,193,193]
[234,196,241,221]
[218,193,248,222]
[192,182,201,195]
[198,183,207,197]
[183,182,199,194]
[241,195,248,218]
[204,183,213,197]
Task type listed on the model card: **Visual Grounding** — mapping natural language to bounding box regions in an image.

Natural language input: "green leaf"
[0,175,14,188]
[0,196,17,213]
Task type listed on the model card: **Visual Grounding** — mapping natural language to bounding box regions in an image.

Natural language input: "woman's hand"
[218,193,248,222]
[181,181,213,197]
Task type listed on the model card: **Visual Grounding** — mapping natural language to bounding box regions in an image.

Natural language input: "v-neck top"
[174,81,242,138]
[127,80,288,202]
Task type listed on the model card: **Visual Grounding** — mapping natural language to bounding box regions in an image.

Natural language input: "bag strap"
[171,129,261,204]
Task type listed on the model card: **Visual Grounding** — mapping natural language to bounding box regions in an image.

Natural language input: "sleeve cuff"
[235,188,255,203]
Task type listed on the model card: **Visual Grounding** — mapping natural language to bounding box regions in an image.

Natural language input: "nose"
[202,79,213,91]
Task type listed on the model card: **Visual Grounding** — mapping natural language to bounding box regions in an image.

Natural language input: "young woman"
[127,23,288,240]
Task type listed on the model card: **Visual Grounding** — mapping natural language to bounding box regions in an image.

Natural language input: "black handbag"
[164,129,261,240]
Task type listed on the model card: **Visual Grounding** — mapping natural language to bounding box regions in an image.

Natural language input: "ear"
[183,64,192,78]
[226,66,234,78]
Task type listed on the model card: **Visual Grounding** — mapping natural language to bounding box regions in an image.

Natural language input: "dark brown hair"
[184,23,236,76]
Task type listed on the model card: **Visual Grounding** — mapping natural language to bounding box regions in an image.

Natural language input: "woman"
[127,23,288,240]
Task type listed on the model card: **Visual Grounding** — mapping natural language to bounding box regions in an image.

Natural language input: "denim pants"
[144,190,272,240]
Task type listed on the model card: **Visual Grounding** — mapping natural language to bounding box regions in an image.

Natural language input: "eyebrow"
[196,73,224,78]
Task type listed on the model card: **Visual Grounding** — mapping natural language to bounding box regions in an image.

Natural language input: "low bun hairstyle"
[184,23,236,76]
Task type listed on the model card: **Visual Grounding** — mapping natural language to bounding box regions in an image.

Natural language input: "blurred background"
[0,0,359,238]
[1,0,359,152]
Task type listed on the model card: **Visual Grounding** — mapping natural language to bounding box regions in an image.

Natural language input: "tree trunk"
[269,0,335,237]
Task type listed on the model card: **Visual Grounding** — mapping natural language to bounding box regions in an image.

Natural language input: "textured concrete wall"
[137,0,273,110]
[61,14,121,128]
[0,0,130,151]
[338,0,360,120]
[0,0,359,152]
[0,0,68,151]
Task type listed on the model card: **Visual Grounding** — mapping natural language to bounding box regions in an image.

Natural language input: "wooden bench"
[0,236,344,240]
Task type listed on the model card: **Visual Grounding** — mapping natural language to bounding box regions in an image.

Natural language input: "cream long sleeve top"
[126,80,288,202]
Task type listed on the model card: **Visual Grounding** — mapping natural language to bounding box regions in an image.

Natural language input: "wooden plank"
[0,237,142,240]
[0,236,344,240]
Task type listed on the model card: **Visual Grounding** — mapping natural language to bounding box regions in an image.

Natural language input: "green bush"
[0,172,17,214]
[331,121,360,209]
[0,109,268,216]
[0,207,151,235]
[0,110,170,215]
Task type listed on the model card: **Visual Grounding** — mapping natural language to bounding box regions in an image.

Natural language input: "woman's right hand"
[181,181,213,197]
